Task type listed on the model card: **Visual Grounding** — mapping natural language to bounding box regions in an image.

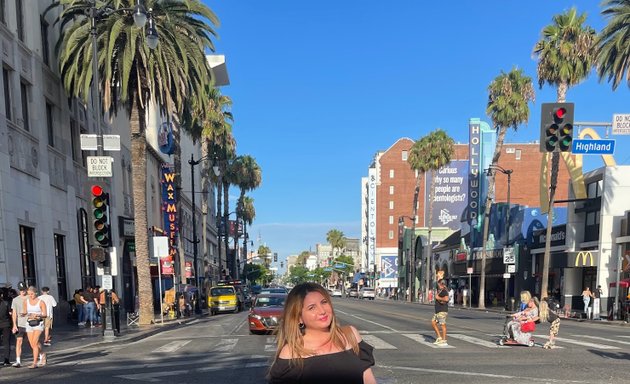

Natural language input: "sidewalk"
[41,311,205,354]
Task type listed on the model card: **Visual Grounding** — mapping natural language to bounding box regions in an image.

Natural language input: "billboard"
[380,255,398,287]
[425,160,469,229]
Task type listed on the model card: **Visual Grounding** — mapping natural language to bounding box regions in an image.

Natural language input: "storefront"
[528,225,567,304]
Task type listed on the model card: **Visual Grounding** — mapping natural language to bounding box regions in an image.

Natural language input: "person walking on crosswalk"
[431,279,449,346]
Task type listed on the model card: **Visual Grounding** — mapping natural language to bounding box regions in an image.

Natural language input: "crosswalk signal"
[540,102,574,152]
[91,185,112,247]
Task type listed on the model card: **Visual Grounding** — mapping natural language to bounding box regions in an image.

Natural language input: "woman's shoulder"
[278,344,295,359]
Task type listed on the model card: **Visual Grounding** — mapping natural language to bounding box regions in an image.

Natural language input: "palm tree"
[326,229,346,260]
[533,7,595,299]
[237,195,256,278]
[479,69,535,309]
[408,129,455,303]
[596,0,630,90]
[51,0,220,324]
[232,155,262,272]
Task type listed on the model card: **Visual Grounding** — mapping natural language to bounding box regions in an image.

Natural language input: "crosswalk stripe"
[402,333,454,348]
[153,340,191,353]
[361,334,397,349]
[449,333,507,348]
[265,344,276,352]
[266,337,276,344]
[579,335,630,346]
[214,338,239,352]
[534,334,620,350]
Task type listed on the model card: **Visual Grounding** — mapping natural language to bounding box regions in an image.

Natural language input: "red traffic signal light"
[540,103,574,153]
[91,185,111,247]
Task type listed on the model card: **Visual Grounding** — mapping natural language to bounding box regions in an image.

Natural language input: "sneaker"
[12,362,21,368]
[43,341,51,346]
[78,322,85,326]
[433,337,443,344]
[3,359,10,366]
[438,339,448,345]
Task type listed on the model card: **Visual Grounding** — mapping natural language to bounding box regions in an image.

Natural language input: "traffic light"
[91,185,111,247]
[273,252,278,262]
[540,102,574,152]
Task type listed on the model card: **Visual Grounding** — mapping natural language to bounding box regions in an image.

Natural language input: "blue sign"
[334,264,345,269]
[323,267,332,272]
[425,160,469,230]
[572,139,616,155]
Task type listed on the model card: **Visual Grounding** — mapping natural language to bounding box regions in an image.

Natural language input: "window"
[78,208,96,288]
[389,201,394,209]
[389,169,394,178]
[54,234,68,301]
[70,118,79,161]
[515,149,521,160]
[389,185,394,195]
[46,102,54,147]
[16,0,24,42]
[389,215,394,225]
[20,80,29,131]
[41,16,50,66]
[2,67,11,121]
[19,225,36,287]
[402,150,408,161]
[0,0,5,25]
[388,230,394,240]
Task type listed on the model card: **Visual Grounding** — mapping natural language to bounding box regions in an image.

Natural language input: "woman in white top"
[23,286,47,368]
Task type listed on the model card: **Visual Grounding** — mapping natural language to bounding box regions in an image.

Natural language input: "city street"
[2,299,630,383]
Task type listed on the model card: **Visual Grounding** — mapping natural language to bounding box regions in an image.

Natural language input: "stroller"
[499,314,536,347]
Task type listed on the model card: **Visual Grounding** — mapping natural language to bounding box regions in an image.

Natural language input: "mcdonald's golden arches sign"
[570,250,598,267]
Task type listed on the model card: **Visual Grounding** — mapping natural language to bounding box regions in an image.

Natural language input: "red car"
[248,293,286,334]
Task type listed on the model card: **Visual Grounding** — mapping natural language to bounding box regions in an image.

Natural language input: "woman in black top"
[268,282,376,384]
[539,300,561,349]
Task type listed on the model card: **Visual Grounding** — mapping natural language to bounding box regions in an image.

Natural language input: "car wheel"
[250,329,260,335]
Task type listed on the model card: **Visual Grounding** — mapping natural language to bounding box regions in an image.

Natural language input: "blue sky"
[204,1,630,270]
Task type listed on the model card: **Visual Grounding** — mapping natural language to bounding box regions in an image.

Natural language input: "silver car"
[359,287,375,300]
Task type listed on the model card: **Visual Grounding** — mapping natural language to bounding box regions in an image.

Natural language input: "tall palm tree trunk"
[479,126,508,309]
[223,181,231,278]
[427,170,436,299]
[130,103,155,325]
[173,122,186,286]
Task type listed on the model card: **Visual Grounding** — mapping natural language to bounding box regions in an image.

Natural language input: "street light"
[212,164,222,282]
[87,0,153,340]
[486,164,513,309]
[398,215,415,302]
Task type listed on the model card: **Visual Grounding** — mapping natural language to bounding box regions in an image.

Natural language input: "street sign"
[87,156,113,177]
[613,114,630,135]
[103,135,121,151]
[503,273,511,279]
[101,274,113,290]
[323,267,332,272]
[80,134,98,150]
[507,264,516,273]
[334,264,345,269]
[467,267,473,274]
[571,139,616,155]
[503,247,515,264]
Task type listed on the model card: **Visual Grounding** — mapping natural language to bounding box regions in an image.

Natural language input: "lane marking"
[448,333,507,348]
[336,310,398,332]
[361,334,397,349]
[266,337,276,344]
[378,365,587,383]
[402,333,454,348]
[116,369,189,382]
[265,344,276,352]
[579,335,630,346]
[214,338,238,352]
[153,340,191,353]
[534,334,620,350]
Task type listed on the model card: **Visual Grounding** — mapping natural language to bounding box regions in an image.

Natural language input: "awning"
[353,273,366,283]
[610,278,630,288]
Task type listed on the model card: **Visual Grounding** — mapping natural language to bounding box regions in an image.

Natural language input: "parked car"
[359,287,375,300]
[248,293,286,334]
[348,288,359,298]
[331,289,343,297]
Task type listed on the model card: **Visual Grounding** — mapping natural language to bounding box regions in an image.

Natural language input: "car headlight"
[250,314,262,320]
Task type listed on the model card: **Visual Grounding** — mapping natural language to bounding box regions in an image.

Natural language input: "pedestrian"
[448,286,454,307]
[462,285,469,307]
[93,286,102,325]
[431,279,449,346]
[593,285,602,320]
[83,286,98,327]
[539,300,561,349]
[0,288,12,366]
[24,286,47,368]
[111,289,121,334]
[74,289,87,326]
[268,282,377,384]
[10,282,28,368]
[581,287,592,318]
[39,287,57,346]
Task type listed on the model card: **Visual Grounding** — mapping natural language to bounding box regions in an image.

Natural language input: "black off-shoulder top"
[268,340,375,384]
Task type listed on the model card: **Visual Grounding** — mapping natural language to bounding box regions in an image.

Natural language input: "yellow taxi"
[208,285,239,315]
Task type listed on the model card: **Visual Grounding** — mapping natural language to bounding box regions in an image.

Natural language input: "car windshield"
[260,288,286,294]
[255,296,285,307]
[211,287,235,296]
[363,288,374,292]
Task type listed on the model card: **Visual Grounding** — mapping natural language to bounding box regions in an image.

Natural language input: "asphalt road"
[3,298,630,383]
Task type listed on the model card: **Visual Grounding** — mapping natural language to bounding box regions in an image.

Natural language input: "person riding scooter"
[502,297,539,346]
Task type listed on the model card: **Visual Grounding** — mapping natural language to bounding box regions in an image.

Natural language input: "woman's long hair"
[273,283,358,367]
[539,300,549,322]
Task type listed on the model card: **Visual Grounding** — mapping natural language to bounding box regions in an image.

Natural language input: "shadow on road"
[587,349,630,360]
